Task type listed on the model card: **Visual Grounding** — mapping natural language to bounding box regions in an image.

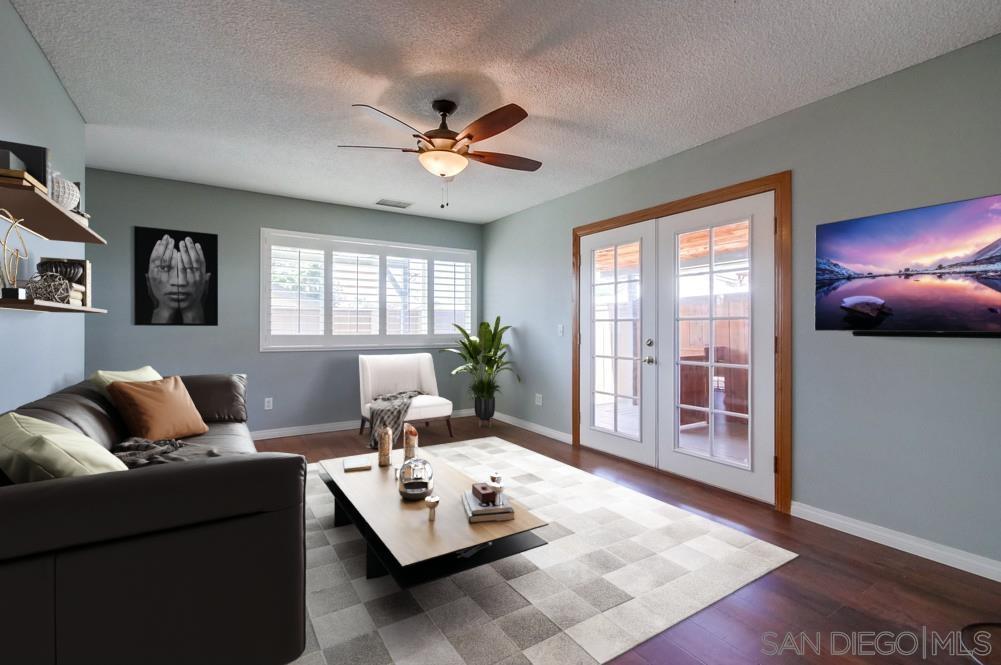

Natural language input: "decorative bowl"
[36,259,84,284]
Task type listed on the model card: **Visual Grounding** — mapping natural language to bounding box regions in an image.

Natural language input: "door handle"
[642,355,656,365]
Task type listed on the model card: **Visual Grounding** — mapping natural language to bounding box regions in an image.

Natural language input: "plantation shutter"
[386,256,428,335]
[433,259,473,333]
[269,245,325,335]
[331,251,380,335]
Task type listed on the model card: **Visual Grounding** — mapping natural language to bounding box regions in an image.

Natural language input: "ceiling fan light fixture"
[418,150,468,178]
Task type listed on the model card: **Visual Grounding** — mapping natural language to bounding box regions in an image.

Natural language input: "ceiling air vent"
[376,198,412,209]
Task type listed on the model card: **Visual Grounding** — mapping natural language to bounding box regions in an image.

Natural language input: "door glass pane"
[594,247,615,283]
[675,221,752,468]
[679,364,709,409]
[594,357,614,394]
[713,413,749,465]
[679,320,709,361]
[713,319,749,364]
[713,270,749,317]
[616,359,638,397]
[616,320,638,358]
[616,242,640,280]
[678,274,710,317]
[594,284,615,319]
[714,366,749,415]
[677,408,710,455]
[617,397,640,438]
[616,281,640,319]
[594,393,615,431]
[595,321,614,356]
[712,220,749,270]
[678,230,710,274]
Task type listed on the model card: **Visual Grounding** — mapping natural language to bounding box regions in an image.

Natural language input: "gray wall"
[0,0,86,411]
[483,36,1001,559]
[85,170,483,431]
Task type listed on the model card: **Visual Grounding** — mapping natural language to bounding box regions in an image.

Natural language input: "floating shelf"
[0,298,106,314]
[0,180,106,244]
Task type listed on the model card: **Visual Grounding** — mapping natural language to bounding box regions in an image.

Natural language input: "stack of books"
[0,167,47,194]
[462,490,514,523]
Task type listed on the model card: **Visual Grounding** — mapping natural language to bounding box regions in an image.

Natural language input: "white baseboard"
[251,409,476,440]
[791,501,1001,583]
[492,411,572,444]
[251,420,357,440]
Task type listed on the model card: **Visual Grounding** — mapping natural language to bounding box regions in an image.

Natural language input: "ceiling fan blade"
[456,103,528,143]
[338,144,418,152]
[351,104,431,142]
[467,151,541,171]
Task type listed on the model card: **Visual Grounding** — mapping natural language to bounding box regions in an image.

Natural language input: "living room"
[1,2,1000,664]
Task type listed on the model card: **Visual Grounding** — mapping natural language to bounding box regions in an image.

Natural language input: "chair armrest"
[180,373,248,422]
[0,452,304,561]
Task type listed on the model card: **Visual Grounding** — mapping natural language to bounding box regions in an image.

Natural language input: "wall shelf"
[0,180,106,244]
[0,298,106,314]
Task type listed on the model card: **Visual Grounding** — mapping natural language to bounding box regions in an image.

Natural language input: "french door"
[579,221,657,465]
[579,192,776,504]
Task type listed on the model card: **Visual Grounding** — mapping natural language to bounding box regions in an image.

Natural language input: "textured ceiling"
[13,1,1001,223]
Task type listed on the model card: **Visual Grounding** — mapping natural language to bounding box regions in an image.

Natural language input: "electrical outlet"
[534,393,543,406]
[264,397,273,411]
[557,323,565,337]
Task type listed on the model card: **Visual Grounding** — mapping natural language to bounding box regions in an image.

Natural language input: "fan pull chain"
[440,179,450,208]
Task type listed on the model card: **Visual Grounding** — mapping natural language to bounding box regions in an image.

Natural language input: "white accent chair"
[358,353,454,437]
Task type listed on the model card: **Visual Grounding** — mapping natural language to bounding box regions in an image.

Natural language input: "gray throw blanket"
[368,390,422,449]
[112,437,225,468]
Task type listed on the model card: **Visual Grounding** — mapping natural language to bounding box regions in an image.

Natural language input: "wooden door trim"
[571,171,793,513]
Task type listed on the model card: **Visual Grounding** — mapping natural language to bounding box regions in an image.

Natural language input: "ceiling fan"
[339,99,542,179]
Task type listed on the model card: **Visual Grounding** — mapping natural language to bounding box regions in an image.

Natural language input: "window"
[269,246,324,335]
[331,251,379,335]
[433,260,473,334]
[386,256,429,335]
[261,228,475,350]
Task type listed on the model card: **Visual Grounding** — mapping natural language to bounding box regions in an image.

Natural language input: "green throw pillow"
[88,365,162,394]
[0,413,128,483]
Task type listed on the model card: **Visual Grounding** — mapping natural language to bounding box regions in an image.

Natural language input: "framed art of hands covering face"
[134,226,218,325]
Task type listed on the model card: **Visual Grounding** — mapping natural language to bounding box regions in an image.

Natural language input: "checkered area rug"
[294,437,796,665]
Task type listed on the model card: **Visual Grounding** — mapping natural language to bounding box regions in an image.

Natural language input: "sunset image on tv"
[816,193,1001,332]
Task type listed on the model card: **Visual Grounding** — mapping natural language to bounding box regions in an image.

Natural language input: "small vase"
[474,397,495,422]
[376,426,392,467]
[403,423,418,460]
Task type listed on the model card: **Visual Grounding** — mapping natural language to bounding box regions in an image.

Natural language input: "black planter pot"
[474,397,496,422]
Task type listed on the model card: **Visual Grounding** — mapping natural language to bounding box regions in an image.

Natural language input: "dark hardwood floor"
[258,416,1001,664]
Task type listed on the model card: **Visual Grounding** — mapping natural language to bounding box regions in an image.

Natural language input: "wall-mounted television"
[816,193,1001,336]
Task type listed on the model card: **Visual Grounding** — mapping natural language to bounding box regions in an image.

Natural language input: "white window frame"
[260,228,477,351]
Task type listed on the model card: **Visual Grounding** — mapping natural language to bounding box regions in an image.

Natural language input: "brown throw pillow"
[107,376,209,440]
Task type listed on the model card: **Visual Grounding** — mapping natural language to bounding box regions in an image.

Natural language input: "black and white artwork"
[134,226,217,325]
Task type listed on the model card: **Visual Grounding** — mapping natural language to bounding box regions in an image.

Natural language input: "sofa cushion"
[180,374,248,423]
[108,376,209,440]
[0,413,128,483]
[12,381,127,450]
[185,422,257,454]
[88,365,162,394]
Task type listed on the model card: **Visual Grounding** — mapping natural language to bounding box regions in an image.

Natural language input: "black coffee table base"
[324,476,546,588]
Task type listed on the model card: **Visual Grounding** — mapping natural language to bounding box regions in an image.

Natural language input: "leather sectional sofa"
[0,374,306,665]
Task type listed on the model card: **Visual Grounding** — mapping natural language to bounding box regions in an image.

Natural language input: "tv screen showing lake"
[816,193,1001,332]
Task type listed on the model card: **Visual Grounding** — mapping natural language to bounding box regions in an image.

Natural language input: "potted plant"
[444,316,519,423]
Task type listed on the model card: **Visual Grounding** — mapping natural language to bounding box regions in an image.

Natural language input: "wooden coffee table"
[319,448,547,587]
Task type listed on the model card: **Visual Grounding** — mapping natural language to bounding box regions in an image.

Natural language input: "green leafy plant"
[443,316,520,399]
